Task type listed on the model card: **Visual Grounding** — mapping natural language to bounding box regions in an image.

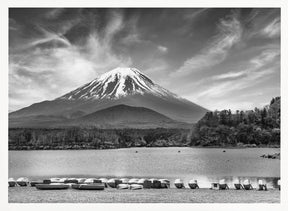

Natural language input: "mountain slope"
[78,104,173,123]
[58,67,180,100]
[65,104,189,128]
[9,67,208,127]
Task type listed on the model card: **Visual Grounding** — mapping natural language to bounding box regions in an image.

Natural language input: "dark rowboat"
[234,183,244,190]
[16,177,29,186]
[174,179,184,189]
[219,179,229,190]
[159,179,170,188]
[243,180,253,190]
[9,181,16,187]
[143,180,152,189]
[152,180,161,189]
[219,184,229,190]
[35,183,70,190]
[258,180,267,191]
[8,178,17,187]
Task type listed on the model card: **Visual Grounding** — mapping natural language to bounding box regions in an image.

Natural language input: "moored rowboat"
[35,183,70,190]
[16,177,29,186]
[8,178,16,187]
[159,179,170,188]
[130,184,143,190]
[174,179,184,189]
[151,179,161,189]
[188,180,199,189]
[117,184,130,189]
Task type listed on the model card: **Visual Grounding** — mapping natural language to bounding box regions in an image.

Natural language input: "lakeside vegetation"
[9,128,189,150]
[190,97,280,147]
[8,97,280,150]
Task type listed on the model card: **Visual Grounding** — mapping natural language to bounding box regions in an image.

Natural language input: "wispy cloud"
[172,12,242,77]
[44,8,66,20]
[197,67,275,98]
[157,45,168,53]
[9,10,132,111]
[175,9,210,36]
[212,47,280,81]
[103,10,125,44]
[244,9,280,40]
[196,47,280,98]
[260,17,280,38]
[182,8,209,21]
[212,71,246,80]
[28,26,72,47]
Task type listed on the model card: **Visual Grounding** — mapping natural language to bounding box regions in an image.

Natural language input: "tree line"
[189,97,280,147]
[9,128,189,150]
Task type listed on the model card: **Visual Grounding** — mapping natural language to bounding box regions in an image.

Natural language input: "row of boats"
[8,177,281,191]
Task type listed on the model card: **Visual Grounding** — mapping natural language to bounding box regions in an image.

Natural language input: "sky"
[9,8,280,112]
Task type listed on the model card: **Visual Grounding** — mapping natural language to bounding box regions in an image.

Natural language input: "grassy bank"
[9,186,280,203]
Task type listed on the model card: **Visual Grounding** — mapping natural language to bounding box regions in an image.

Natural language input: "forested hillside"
[189,97,280,147]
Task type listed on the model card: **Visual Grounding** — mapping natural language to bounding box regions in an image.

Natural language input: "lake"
[9,147,280,188]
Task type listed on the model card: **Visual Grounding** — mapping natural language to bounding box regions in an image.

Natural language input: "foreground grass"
[9,187,280,203]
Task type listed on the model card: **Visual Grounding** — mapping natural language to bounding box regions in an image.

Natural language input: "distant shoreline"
[8,145,280,151]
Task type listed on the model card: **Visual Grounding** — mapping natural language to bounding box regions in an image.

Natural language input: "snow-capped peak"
[59,67,179,100]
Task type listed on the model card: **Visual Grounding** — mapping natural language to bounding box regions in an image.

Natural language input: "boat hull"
[188,183,198,189]
[72,184,105,190]
[8,181,16,187]
[130,184,143,190]
[17,181,28,186]
[117,184,130,189]
[35,184,70,190]
[174,183,184,189]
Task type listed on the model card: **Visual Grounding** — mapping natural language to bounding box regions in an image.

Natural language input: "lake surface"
[9,147,280,188]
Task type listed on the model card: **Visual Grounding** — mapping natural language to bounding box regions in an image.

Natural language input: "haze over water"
[9,147,280,188]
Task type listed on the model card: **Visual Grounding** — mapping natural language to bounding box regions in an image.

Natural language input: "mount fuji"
[9,67,208,128]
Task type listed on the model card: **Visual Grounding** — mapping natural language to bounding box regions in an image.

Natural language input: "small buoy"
[223,150,226,152]
[178,151,181,153]
[135,151,138,153]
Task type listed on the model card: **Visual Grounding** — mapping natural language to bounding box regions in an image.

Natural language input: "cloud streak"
[196,47,280,99]
[260,17,280,38]
[172,11,243,77]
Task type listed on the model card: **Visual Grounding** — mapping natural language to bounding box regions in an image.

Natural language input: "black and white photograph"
[2,1,287,207]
